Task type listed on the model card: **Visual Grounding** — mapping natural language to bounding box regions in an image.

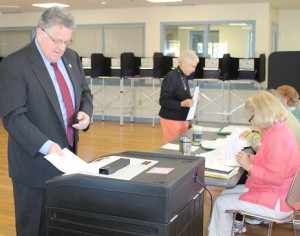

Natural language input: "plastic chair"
[226,168,300,236]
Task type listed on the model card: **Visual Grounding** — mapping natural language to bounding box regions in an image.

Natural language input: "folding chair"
[226,168,300,236]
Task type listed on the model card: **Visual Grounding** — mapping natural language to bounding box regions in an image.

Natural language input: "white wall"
[278,9,300,51]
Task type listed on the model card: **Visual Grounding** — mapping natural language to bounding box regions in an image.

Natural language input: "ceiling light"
[32,3,69,9]
[147,0,183,3]
[229,23,248,26]
[179,26,194,30]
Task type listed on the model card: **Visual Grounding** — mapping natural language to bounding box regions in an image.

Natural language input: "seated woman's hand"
[239,130,251,138]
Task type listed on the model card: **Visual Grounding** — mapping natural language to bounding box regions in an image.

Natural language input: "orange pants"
[160,117,189,143]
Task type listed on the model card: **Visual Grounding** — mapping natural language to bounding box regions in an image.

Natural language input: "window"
[103,24,144,57]
[162,21,255,58]
[0,29,32,57]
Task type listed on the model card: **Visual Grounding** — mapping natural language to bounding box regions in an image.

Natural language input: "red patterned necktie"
[51,62,74,147]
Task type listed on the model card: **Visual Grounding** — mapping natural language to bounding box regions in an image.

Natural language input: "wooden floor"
[0,120,297,236]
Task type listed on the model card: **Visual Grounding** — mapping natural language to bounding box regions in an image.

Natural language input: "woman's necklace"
[177,68,187,91]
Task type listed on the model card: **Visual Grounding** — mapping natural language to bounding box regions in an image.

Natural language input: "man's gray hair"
[37,6,76,31]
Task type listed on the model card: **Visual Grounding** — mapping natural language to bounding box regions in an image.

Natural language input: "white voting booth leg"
[95,77,106,121]
[224,80,262,123]
[193,79,228,123]
[152,78,162,128]
[194,79,263,124]
[87,76,94,123]
[120,77,124,126]
[130,79,135,123]
[91,76,121,123]
[120,77,135,126]
[134,78,161,128]
[120,77,162,127]
[88,76,107,123]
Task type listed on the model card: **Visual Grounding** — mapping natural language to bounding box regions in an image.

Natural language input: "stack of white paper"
[198,127,246,167]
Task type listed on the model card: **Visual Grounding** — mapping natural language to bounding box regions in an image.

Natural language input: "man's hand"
[73,111,90,130]
[47,143,64,156]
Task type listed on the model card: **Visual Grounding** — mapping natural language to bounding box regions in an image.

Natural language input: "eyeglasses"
[186,61,197,69]
[248,114,254,122]
[41,28,73,46]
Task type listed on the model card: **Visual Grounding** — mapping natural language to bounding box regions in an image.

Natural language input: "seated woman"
[237,89,300,227]
[208,90,300,236]
[240,89,300,152]
[277,84,300,122]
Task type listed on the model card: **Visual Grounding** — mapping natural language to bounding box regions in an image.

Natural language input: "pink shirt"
[240,121,300,212]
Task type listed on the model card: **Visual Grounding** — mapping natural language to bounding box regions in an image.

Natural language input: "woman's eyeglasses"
[248,115,254,122]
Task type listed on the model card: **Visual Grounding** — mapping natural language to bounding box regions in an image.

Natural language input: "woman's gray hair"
[37,6,76,31]
[178,50,199,65]
[268,89,285,105]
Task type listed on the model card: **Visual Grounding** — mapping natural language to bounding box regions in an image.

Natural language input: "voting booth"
[46,151,205,236]
[203,58,220,79]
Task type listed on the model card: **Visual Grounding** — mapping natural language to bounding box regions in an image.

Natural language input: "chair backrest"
[286,168,300,211]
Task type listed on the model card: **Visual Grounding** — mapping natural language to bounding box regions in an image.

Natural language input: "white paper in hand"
[186,86,199,120]
[44,148,89,174]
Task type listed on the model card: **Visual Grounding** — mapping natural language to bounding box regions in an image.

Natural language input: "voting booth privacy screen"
[46,151,205,236]
[268,51,300,94]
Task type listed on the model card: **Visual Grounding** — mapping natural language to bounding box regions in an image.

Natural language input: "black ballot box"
[46,151,205,236]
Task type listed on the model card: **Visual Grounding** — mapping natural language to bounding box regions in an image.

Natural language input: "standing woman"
[159,50,199,143]
[208,91,300,236]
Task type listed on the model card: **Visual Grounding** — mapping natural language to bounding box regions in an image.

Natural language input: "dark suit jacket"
[0,40,93,188]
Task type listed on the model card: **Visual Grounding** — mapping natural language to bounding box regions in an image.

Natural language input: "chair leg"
[267,221,273,236]
[231,212,237,236]
[242,215,246,224]
[231,213,246,236]
[292,221,296,236]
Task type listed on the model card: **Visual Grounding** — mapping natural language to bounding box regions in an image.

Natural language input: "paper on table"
[201,138,229,150]
[201,127,250,150]
[205,164,235,172]
[205,167,240,179]
[44,148,158,180]
[218,125,251,135]
[199,140,240,167]
[198,128,244,167]
[186,86,199,120]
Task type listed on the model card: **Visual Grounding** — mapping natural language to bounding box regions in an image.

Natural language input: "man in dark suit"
[0,6,93,236]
